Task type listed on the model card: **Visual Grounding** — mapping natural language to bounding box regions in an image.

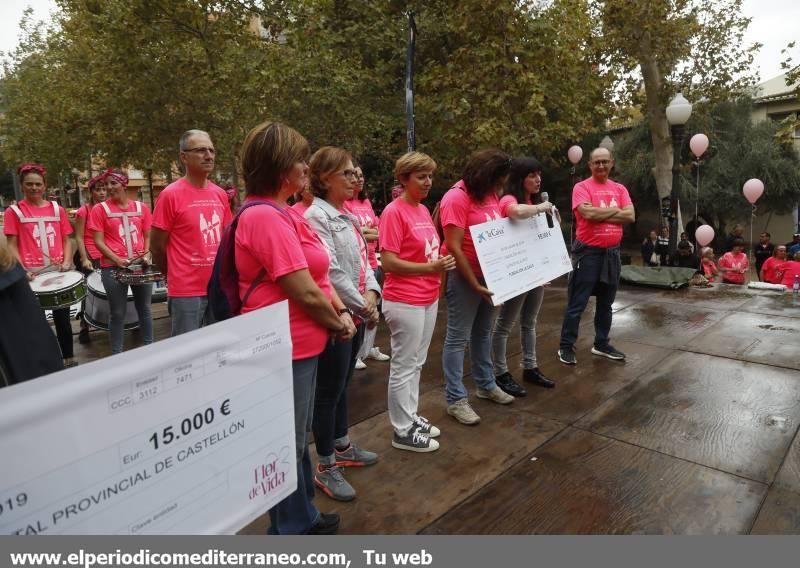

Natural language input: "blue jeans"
[559,252,618,350]
[168,296,210,336]
[268,356,321,535]
[313,324,365,459]
[442,271,499,404]
[100,268,153,355]
[492,286,544,373]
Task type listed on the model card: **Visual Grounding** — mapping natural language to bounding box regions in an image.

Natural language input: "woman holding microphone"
[380,152,455,452]
[491,157,555,398]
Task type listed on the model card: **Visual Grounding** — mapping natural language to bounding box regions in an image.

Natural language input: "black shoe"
[78,328,91,344]
[558,347,577,365]
[308,512,340,535]
[495,372,527,397]
[523,368,555,388]
[591,344,626,361]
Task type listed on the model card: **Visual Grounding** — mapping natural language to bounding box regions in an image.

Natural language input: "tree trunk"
[639,33,672,200]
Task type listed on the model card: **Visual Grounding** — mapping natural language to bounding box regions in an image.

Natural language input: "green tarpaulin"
[620,266,698,289]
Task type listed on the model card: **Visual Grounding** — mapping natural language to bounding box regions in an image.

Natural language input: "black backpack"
[207,200,291,321]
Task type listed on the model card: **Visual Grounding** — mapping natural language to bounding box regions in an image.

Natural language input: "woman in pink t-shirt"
[718,238,749,285]
[492,157,556,399]
[306,146,381,502]
[346,164,391,369]
[701,247,719,282]
[440,149,515,426]
[3,163,76,367]
[760,245,787,284]
[236,122,356,535]
[89,168,154,355]
[74,175,107,344]
[380,152,455,453]
[291,182,314,216]
[779,252,800,288]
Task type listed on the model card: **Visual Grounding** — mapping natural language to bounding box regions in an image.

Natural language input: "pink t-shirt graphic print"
[152,179,232,297]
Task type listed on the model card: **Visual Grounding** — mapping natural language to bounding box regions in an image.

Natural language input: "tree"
[612,98,800,236]
[600,0,760,201]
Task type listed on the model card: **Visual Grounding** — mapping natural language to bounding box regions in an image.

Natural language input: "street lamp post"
[145,160,154,209]
[599,135,615,153]
[665,93,692,256]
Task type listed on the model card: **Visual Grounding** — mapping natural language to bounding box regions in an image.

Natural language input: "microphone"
[540,192,554,228]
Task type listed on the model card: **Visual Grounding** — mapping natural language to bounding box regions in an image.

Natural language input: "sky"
[0,0,798,83]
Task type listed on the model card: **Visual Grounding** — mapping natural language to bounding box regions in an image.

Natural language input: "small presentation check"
[471,213,572,306]
[0,301,295,535]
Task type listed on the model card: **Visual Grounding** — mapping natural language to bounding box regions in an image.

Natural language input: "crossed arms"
[576,203,636,225]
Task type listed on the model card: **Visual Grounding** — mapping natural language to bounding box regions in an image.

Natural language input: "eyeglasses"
[591,160,612,166]
[337,169,357,180]
[183,147,216,155]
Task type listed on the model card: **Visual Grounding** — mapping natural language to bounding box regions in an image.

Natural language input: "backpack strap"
[232,200,297,307]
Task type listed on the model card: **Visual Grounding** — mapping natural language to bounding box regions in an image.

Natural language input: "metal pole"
[405,11,417,152]
[147,168,154,209]
[669,123,685,257]
[694,159,700,252]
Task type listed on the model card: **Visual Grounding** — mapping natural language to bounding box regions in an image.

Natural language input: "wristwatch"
[337,308,354,317]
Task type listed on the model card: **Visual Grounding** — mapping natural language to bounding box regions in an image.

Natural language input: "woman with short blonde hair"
[381,152,455,452]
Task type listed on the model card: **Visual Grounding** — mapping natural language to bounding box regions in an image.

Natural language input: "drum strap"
[9,202,61,267]
[101,201,143,259]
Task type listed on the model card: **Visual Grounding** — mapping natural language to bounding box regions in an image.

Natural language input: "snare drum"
[30,271,87,310]
[84,272,139,331]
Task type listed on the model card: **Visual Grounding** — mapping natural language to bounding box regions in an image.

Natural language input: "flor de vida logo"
[248,445,292,501]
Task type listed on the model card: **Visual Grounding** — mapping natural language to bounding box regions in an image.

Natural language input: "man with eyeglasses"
[557,147,635,366]
[151,129,232,336]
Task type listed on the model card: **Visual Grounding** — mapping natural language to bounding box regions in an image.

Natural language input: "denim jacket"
[305,197,381,314]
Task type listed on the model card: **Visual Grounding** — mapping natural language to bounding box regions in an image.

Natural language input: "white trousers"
[357,324,378,359]
[383,299,439,436]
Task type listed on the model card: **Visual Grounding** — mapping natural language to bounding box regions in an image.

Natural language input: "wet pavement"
[66,281,800,534]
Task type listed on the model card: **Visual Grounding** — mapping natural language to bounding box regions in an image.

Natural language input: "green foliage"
[613,98,800,231]
[0,0,613,193]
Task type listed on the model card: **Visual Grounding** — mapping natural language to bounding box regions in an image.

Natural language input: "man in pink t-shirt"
[151,130,232,336]
[558,147,635,366]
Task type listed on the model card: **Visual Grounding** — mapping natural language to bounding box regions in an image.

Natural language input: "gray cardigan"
[305,197,381,314]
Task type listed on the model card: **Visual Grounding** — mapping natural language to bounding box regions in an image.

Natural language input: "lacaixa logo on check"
[249,446,292,500]
[476,227,505,243]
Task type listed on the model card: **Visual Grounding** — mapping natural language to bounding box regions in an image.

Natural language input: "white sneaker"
[447,399,481,425]
[355,358,367,370]
[476,386,514,405]
[367,347,391,361]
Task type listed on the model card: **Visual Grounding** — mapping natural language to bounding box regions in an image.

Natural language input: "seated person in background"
[700,247,719,283]
[760,245,787,284]
[656,227,670,266]
[778,252,800,289]
[670,240,701,271]
[718,238,749,285]
[785,233,800,252]
[679,232,695,254]
[641,230,659,266]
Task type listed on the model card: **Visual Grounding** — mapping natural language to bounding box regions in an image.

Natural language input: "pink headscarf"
[101,168,129,187]
[87,174,105,190]
[18,163,47,179]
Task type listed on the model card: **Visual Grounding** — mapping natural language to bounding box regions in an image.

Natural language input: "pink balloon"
[742,178,764,204]
[689,133,709,158]
[695,225,715,247]
[567,145,583,165]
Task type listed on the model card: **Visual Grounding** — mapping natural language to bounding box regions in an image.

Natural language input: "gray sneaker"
[413,415,441,437]
[476,386,514,405]
[392,429,440,453]
[314,464,356,501]
[447,399,481,425]
[334,444,379,467]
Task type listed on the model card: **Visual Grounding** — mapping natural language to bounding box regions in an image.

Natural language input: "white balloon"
[567,145,583,165]
[689,133,709,158]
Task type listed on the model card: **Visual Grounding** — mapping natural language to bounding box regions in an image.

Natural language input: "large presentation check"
[0,302,295,535]
[471,213,572,306]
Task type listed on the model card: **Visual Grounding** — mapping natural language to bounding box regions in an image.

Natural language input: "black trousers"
[51,307,74,359]
[312,323,365,458]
